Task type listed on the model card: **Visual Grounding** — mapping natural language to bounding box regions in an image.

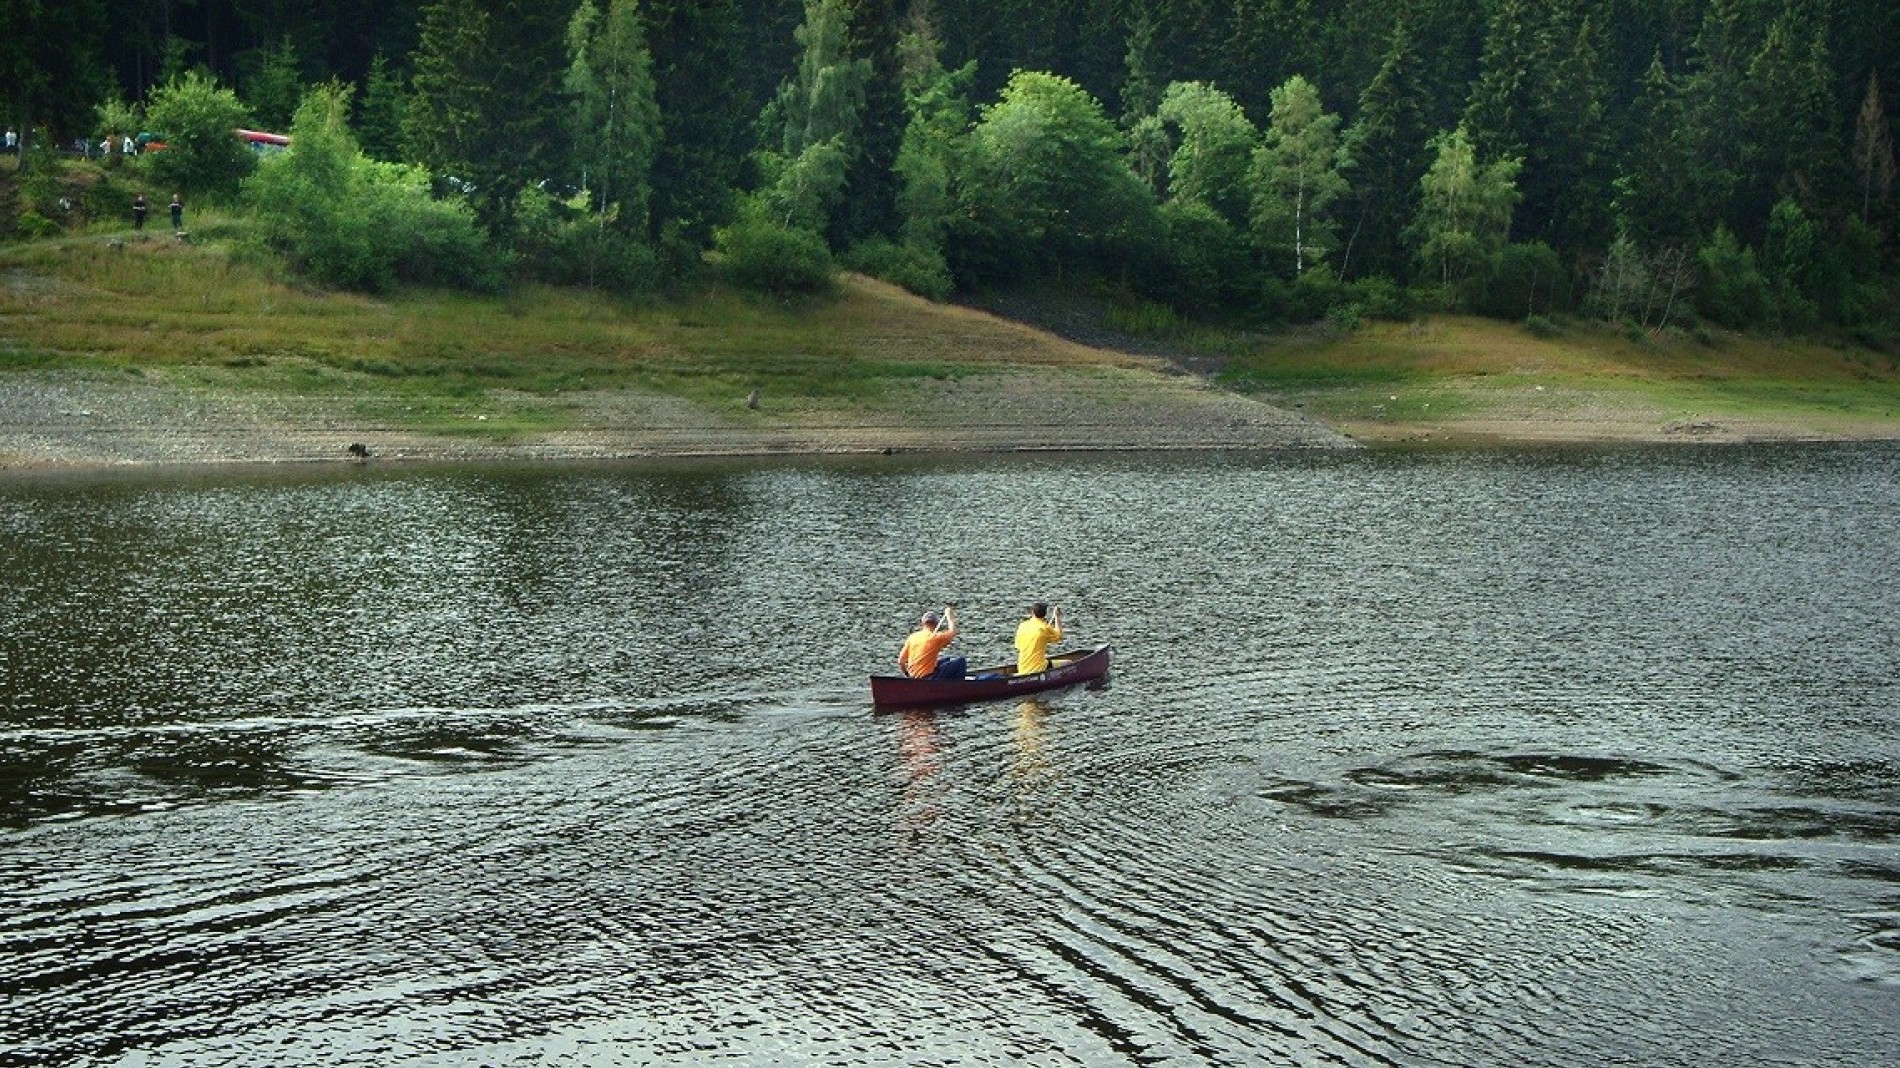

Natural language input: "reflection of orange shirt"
[899,627,955,678]
[1014,617,1062,674]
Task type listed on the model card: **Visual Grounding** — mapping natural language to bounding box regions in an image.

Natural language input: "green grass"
[1212,315,1900,436]
[5,222,1897,445]
[0,229,1020,422]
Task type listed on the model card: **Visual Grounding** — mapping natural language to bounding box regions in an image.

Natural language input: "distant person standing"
[132,193,148,231]
[4,129,16,154]
[169,193,183,231]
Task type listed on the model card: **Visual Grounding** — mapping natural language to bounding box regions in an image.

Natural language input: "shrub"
[16,211,60,238]
[715,203,835,297]
[1141,199,1252,317]
[1343,276,1411,321]
[513,185,659,291]
[246,84,497,292]
[143,71,256,198]
[1471,241,1563,319]
[842,237,953,300]
[1104,297,1181,337]
[1523,314,1559,338]
[1696,226,1774,330]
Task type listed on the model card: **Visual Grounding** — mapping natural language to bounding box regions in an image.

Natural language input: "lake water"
[2,445,1897,1066]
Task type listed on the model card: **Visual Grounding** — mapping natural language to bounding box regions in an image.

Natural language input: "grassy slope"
[4,223,1899,448]
[0,223,1159,440]
[1217,316,1900,443]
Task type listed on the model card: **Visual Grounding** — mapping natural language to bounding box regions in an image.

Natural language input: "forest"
[3,0,1898,342]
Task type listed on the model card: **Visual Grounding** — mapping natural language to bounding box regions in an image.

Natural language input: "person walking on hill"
[169,193,183,231]
[132,193,148,231]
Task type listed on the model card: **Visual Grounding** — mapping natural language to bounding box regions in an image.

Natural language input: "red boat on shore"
[870,645,1112,709]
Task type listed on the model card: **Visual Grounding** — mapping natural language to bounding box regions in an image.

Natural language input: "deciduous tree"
[1249,75,1347,277]
[1407,125,1521,293]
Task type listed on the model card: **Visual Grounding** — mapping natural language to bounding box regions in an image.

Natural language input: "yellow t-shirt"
[1014,616,1062,675]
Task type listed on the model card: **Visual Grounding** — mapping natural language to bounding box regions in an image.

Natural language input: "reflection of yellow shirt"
[1014,616,1062,675]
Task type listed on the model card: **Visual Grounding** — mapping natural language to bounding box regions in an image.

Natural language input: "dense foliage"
[3,0,1897,341]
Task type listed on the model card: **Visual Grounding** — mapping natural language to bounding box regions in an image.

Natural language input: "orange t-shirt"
[899,627,955,678]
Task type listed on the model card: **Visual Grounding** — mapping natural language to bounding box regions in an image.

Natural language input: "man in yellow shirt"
[899,606,965,680]
[1014,601,1064,675]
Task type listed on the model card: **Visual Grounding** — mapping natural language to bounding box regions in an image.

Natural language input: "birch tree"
[1407,125,1521,290]
[1249,75,1348,276]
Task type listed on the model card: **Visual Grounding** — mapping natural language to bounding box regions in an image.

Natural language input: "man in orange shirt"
[898,605,966,680]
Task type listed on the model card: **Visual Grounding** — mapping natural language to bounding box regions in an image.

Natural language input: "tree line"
[5,0,1898,339]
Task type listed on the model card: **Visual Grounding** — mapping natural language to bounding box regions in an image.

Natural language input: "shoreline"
[4,365,1896,477]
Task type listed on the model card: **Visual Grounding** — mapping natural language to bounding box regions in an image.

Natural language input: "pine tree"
[1613,53,1697,249]
[892,6,973,255]
[644,0,751,242]
[245,37,305,133]
[356,53,407,163]
[758,0,871,235]
[837,0,906,245]
[404,0,572,234]
[1741,4,1837,226]
[1674,0,1754,240]
[1852,72,1896,225]
[405,0,495,195]
[1340,18,1431,279]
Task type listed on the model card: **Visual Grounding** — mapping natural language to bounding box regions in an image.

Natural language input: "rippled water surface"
[3,445,1898,1066]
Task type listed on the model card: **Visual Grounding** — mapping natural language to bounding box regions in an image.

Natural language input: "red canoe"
[870,645,1113,709]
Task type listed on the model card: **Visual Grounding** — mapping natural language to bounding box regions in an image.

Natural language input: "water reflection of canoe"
[871,645,1112,709]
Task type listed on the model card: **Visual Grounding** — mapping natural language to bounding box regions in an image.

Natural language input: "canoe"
[870,645,1112,709]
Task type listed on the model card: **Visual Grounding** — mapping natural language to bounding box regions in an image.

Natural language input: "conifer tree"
[1741,5,1837,225]
[245,37,305,132]
[643,0,750,243]
[758,0,871,235]
[355,53,407,163]
[837,0,906,245]
[1613,53,1698,249]
[1340,18,1431,279]
[404,0,575,234]
[1852,72,1896,225]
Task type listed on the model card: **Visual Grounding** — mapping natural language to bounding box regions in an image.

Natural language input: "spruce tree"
[1340,18,1431,279]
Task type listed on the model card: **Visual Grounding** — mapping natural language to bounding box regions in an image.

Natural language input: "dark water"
[2,445,1897,1067]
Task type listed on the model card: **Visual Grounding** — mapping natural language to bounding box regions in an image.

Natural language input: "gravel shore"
[0,364,1355,470]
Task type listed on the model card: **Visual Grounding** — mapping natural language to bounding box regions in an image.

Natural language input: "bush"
[246,84,497,293]
[1140,199,1252,317]
[15,211,59,238]
[513,186,660,291]
[1471,241,1563,319]
[1695,226,1773,330]
[143,71,256,198]
[1341,276,1411,321]
[842,237,952,300]
[1104,296,1181,337]
[715,204,835,296]
[1523,314,1560,337]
